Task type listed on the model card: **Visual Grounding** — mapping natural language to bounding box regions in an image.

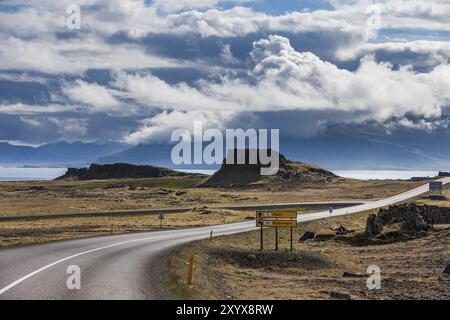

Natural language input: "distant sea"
[332,170,438,181]
[181,169,440,180]
[0,166,68,181]
[0,167,440,182]
[179,169,439,181]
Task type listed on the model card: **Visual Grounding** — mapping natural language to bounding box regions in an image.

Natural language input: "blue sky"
[143,0,334,14]
[218,0,334,14]
[0,0,449,146]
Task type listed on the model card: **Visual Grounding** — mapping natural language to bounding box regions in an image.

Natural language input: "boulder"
[336,225,350,235]
[377,204,450,225]
[314,233,335,242]
[402,211,429,233]
[247,254,257,261]
[299,231,315,242]
[444,263,450,275]
[342,272,368,278]
[365,214,383,238]
[330,291,352,300]
[28,186,46,191]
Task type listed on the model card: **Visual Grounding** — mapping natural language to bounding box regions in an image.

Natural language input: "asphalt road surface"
[1,178,448,300]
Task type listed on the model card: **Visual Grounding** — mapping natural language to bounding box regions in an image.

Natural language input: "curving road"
[0,178,448,300]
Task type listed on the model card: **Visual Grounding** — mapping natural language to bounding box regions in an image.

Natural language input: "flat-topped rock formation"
[57,163,202,181]
[200,150,337,188]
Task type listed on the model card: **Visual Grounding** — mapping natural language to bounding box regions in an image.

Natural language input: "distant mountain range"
[98,130,450,171]
[281,132,450,170]
[0,141,128,166]
[96,142,221,170]
[1,127,450,170]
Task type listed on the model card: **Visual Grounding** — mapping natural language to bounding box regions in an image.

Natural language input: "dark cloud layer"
[0,0,450,145]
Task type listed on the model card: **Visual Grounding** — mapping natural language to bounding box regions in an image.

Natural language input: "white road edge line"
[0,225,251,296]
[0,235,169,296]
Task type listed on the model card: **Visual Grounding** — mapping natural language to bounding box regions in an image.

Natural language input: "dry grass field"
[0,177,424,217]
[1,175,448,299]
[416,187,450,207]
[165,210,450,300]
[0,177,426,247]
[0,208,254,247]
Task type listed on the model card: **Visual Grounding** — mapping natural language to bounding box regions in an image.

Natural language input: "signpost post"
[275,226,279,251]
[290,227,293,252]
[159,213,165,228]
[256,211,298,252]
[260,222,264,251]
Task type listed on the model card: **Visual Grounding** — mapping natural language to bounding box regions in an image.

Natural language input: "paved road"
[0,178,448,300]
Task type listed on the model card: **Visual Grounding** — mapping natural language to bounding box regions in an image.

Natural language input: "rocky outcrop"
[438,171,450,177]
[378,204,450,225]
[365,214,384,238]
[342,272,368,278]
[402,211,429,233]
[299,231,315,242]
[336,225,351,235]
[330,291,352,300]
[362,204,450,238]
[444,263,450,275]
[200,149,336,188]
[314,233,335,242]
[57,163,201,181]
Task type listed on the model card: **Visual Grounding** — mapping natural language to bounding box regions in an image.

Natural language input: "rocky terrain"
[57,153,337,189]
[294,203,450,246]
[200,150,337,188]
[57,163,203,181]
[363,204,450,240]
[167,207,450,300]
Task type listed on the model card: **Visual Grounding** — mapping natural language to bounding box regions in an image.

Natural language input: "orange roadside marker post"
[187,256,194,285]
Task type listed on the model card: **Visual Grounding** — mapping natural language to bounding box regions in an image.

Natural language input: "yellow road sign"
[256,220,297,228]
[256,211,297,219]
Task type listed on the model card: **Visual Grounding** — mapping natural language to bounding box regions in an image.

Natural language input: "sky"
[0,0,450,146]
